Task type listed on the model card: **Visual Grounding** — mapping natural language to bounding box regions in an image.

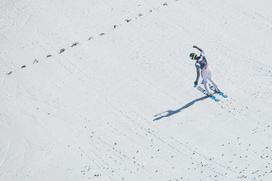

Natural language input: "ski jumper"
[195,51,211,84]
[192,45,220,94]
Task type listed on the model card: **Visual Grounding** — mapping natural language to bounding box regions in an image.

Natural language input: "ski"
[196,86,220,102]
[209,84,228,98]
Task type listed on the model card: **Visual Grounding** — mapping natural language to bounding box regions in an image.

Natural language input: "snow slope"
[1,0,272,180]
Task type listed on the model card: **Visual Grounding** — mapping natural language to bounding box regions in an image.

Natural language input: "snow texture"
[1,0,272,180]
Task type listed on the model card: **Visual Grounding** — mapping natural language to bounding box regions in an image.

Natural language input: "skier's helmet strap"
[189,53,197,60]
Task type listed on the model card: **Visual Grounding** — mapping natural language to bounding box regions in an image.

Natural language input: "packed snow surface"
[1,0,272,180]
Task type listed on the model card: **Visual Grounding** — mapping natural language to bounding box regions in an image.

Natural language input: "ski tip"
[219,92,228,98]
[211,96,220,102]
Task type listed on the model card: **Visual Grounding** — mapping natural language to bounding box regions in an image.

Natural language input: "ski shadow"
[153,95,209,121]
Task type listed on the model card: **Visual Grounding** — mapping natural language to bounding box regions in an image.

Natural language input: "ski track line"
[101,99,204,178]
[96,136,148,176]
[148,131,229,180]
[13,92,116,180]
[123,77,240,177]
[81,115,157,179]
[122,106,232,180]
[128,100,266,180]
[77,146,115,181]
[84,110,149,171]
[31,83,159,180]
[0,141,11,170]
[105,116,158,157]
[19,14,32,30]
[4,0,178,77]
[48,112,117,181]
[170,136,236,174]
[171,133,272,180]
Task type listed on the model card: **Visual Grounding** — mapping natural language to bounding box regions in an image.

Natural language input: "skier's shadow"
[153,95,209,121]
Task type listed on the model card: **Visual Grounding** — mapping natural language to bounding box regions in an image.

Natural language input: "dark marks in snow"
[125,19,132,23]
[33,59,38,64]
[71,42,79,47]
[59,48,65,54]
[6,0,182,75]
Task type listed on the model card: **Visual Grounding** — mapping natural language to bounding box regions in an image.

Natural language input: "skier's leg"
[204,82,211,95]
[200,70,204,84]
[208,78,220,92]
[201,69,211,95]
[205,69,220,92]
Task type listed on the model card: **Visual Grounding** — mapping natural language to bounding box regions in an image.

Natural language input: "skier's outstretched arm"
[193,45,203,52]
[194,66,200,87]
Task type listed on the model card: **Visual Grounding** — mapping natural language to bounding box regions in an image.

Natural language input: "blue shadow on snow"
[153,95,209,121]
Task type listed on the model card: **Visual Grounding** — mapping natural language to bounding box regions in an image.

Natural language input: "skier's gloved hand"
[194,81,198,87]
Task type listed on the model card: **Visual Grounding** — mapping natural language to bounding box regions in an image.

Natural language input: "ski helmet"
[189,53,198,60]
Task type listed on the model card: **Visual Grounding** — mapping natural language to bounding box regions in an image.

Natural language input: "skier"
[190,45,220,96]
